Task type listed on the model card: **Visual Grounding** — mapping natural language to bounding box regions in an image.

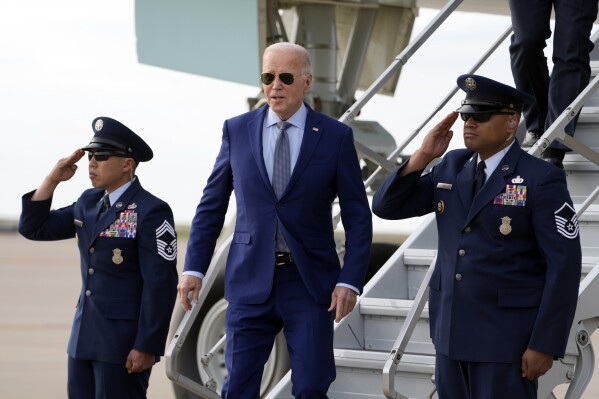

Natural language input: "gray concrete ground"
[1,231,598,398]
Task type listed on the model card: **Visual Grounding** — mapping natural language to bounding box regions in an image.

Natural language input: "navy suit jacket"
[19,178,178,365]
[373,141,581,363]
[184,105,373,305]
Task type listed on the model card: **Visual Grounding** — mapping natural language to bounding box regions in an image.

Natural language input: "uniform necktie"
[273,121,291,252]
[473,160,486,196]
[98,193,110,220]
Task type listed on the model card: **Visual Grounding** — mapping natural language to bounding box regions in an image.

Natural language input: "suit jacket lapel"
[456,155,477,211]
[247,106,276,197]
[282,106,323,197]
[465,143,522,225]
[84,191,104,241]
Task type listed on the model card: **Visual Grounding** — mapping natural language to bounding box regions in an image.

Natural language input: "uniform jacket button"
[85,290,91,297]
[458,249,466,256]
[89,247,95,254]
[464,226,471,233]
[455,274,463,281]
[88,268,95,275]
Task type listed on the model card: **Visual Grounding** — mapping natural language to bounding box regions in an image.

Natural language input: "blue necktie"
[273,121,291,252]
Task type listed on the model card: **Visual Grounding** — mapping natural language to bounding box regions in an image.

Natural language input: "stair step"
[334,348,434,373]
[330,349,435,399]
[403,248,437,266]
[578,106,599,124]
[360,297,429,318]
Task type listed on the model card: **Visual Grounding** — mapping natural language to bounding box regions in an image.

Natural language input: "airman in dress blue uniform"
[373,75,581,398]
[19,117,178,399]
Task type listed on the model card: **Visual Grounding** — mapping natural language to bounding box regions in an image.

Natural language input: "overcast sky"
[1,1,541,225]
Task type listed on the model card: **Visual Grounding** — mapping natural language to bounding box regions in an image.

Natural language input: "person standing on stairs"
[509,0,598,169]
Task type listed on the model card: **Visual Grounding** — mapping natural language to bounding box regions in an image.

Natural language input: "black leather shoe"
[543,157,564,170]
[521,131,540,148]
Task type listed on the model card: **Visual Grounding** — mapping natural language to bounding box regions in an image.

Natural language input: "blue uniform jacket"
[372,142,581,363]
[184,104,373,305]
[19,178,178,365]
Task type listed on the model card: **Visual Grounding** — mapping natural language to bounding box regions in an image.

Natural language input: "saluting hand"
[31,149,86,201]
[419,112,458,159]
[178,275,202,311]
[49,149,85,183]
[328,286,358,323]
[400,112,458,176]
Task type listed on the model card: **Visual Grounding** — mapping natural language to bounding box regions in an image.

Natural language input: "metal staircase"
[265,24,599,399]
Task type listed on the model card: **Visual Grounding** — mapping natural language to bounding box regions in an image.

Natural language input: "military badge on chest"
[112,248,124,265]
[499,216,512,235]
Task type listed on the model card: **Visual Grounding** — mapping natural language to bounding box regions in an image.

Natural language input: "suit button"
[88,268,95,275]
[458,249,466,256]
[85,290,91,297]
[455,274,463,281]
[89,247,95,254]
[464,226,471,233]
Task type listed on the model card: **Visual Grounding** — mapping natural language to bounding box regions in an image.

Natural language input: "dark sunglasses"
[459,111,516,123]
[87,150,129,162]
[260,72,300,85]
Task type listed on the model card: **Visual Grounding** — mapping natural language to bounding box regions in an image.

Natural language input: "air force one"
[135,1,599,398]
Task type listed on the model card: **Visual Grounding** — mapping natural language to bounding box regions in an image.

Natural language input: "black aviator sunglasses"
[459,111,516,123]
[260,72,301,86]
[87,150,129,162]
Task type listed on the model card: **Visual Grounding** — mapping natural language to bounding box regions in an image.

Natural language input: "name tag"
[436,182,452,190]
[73,219,83,227]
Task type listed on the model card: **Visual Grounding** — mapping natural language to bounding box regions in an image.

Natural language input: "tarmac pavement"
[1,231,598,398]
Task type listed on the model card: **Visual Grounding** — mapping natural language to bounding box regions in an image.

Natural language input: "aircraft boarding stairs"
[266,39,599,399]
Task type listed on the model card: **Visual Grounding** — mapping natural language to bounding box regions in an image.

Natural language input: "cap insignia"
[95,119,104,132]
[465,77,477,91]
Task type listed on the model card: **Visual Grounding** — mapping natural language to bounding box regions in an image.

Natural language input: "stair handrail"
[363,25,512,192]
[383,255,437,399]
[528,72,599,167]
[340,0,464,173]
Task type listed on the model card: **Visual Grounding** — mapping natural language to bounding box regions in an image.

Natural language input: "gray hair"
[264,42,312,75]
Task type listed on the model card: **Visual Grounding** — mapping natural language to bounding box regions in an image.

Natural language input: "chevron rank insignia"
[554,202,579,239]
[156,220,177,261]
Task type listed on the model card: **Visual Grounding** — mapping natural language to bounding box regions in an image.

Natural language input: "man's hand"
[32,149,86,201]
[125,349,155,374]
[521,348,553,380]
[177,275,202,311]
[401,112,458,176]
[328,286,358,323]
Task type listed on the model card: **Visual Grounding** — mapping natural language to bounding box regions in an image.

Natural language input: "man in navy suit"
[178,42,373,398]
[373,75,581,398]
[19,117,178,399]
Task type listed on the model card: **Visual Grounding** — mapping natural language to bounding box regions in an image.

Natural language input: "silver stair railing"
[382,255,437,399]
[364,25,512,192]
[529,72,599,167]
[340,0,464,173]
